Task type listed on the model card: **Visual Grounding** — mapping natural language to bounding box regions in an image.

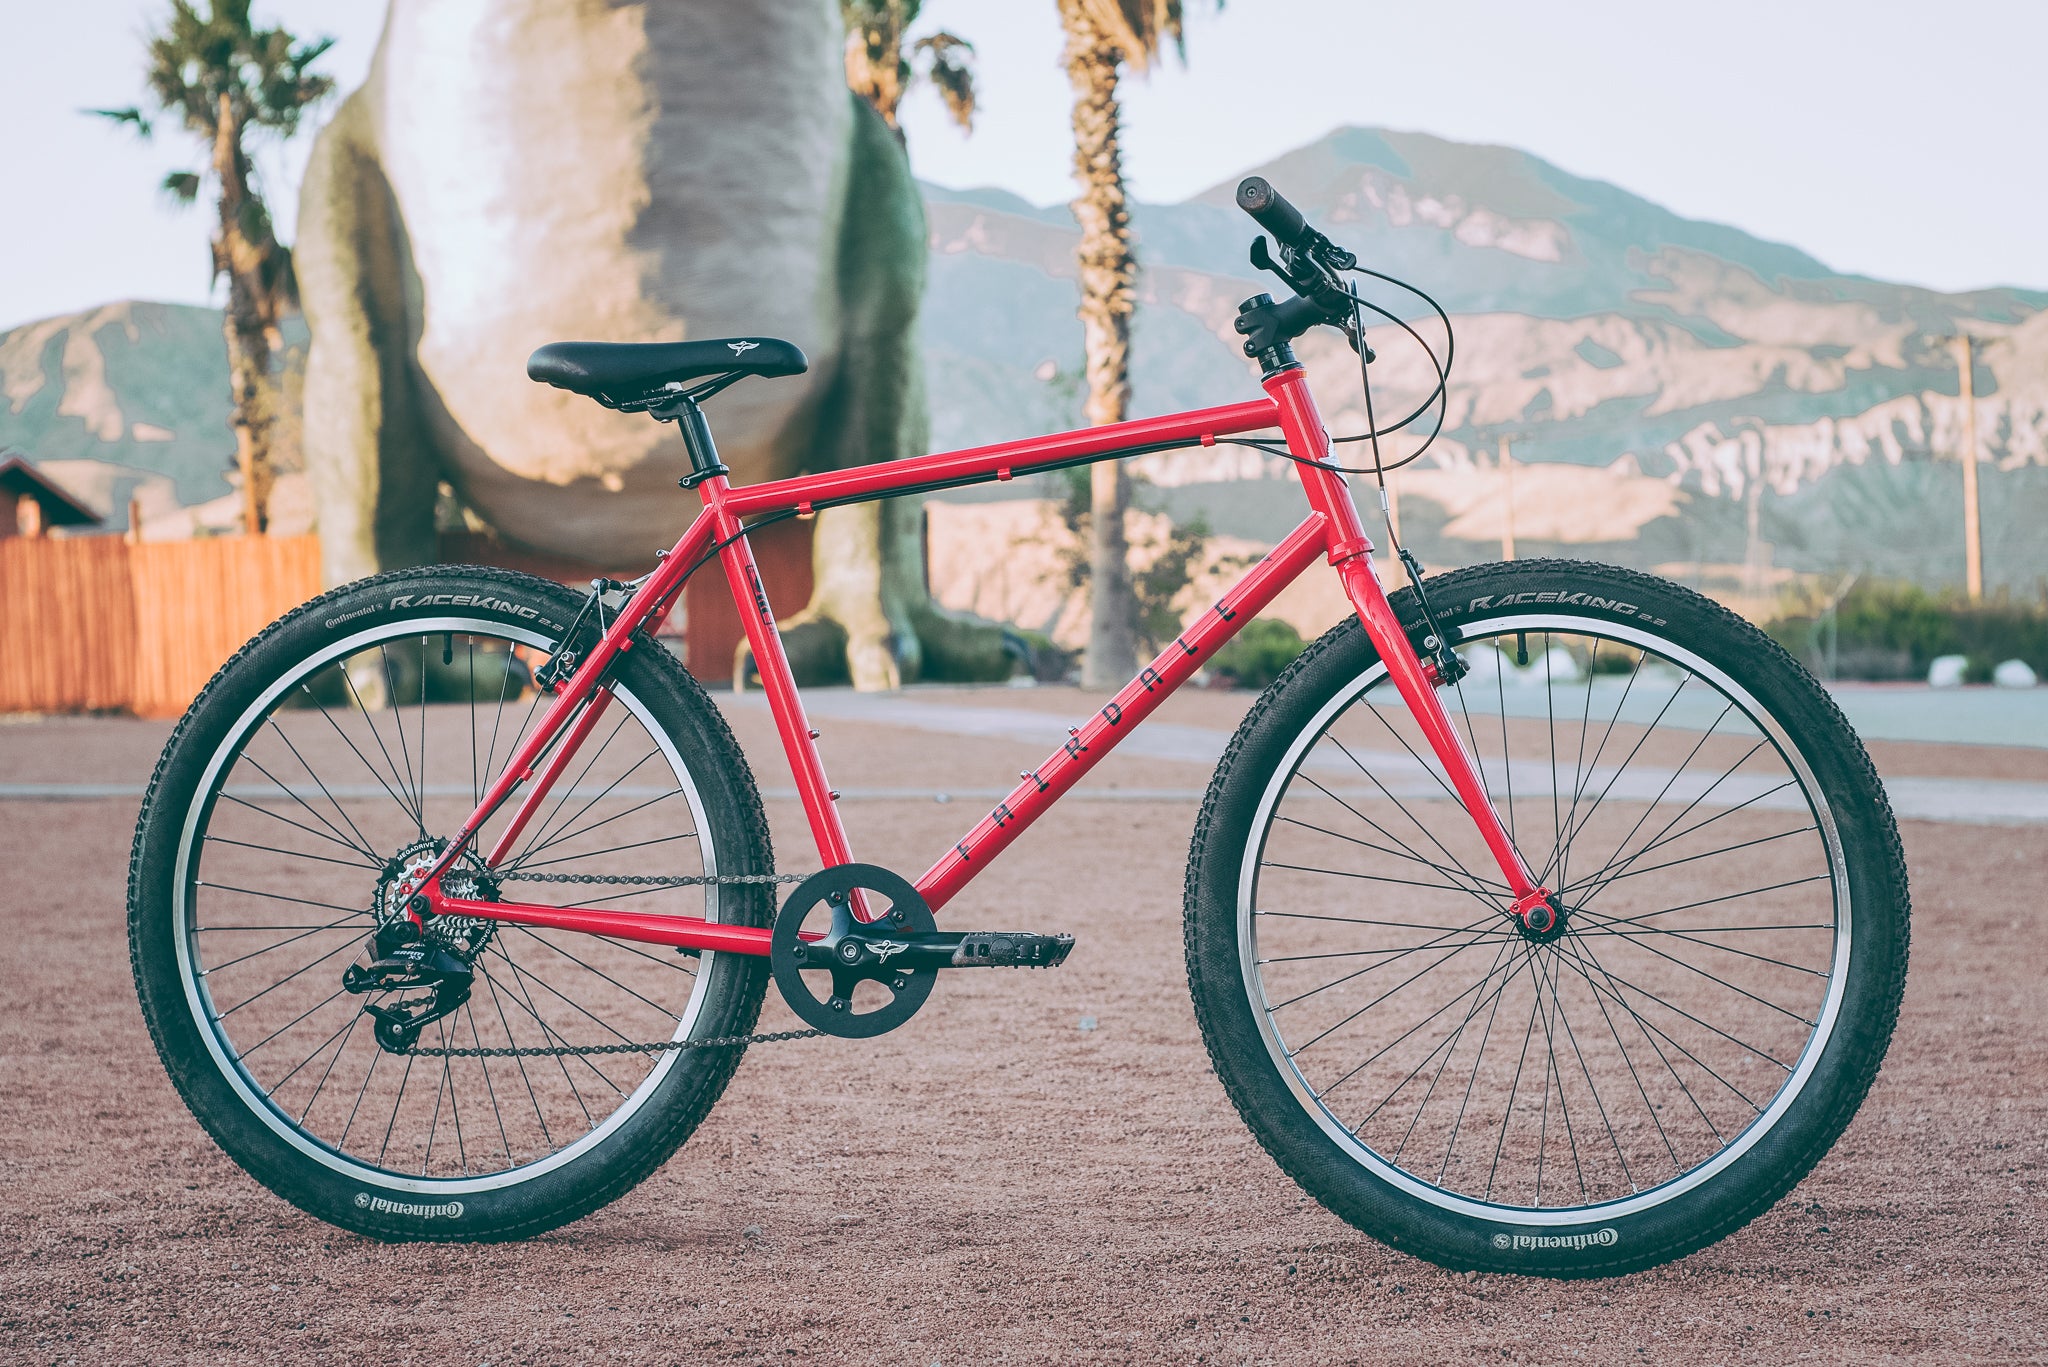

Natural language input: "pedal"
[933,931,1075,969]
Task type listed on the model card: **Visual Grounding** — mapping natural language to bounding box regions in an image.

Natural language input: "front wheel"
[1184,559,1909,1276]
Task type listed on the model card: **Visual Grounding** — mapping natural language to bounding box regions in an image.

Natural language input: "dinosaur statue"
[295,0,1007,687]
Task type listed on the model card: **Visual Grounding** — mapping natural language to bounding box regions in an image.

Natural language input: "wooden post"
[1954,334,1982,601]
[1498,434,1516,562]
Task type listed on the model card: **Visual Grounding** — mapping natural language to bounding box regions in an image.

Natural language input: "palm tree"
[842,0,978,138]
[1057,0,1184,686]
[94,1,333,535]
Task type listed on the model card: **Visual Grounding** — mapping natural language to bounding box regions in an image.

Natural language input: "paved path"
[733,691,2048,827]
[8,685,2042,824]
[1826,683,2048,749]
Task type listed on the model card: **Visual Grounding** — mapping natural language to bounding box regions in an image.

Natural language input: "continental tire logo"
[1492,1227,1617,1252]
[355,1192,464,1219]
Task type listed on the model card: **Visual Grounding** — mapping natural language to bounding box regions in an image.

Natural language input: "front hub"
[1513,889,1570,945]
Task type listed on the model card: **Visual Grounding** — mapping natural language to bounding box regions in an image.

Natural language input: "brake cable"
[1218,253,1469,682]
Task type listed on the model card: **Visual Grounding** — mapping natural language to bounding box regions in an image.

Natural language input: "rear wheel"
[1184,560,1909,1276]
[129,566,775,1241]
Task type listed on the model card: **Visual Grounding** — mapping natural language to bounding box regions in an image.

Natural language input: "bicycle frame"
[411,364,1549,952]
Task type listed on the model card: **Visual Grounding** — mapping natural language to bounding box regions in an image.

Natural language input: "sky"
[4,0,2044,333]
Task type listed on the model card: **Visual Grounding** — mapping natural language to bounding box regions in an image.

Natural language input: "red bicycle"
[129,179,1908,1275]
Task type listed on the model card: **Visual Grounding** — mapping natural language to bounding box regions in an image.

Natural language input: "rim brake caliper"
[1396,546,1469,688]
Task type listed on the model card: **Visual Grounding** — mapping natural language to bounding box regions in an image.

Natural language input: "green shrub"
[1764,580,2048,681]
[1210,618,1307,689]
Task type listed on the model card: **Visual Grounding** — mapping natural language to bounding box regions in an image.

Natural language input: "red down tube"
[913,512,1333,912]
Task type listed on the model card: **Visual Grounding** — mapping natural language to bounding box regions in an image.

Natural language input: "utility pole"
[1953,334,1983,601]
[1498,434,1516,561]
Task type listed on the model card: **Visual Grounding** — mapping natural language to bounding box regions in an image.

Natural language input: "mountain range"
[4,126,2043,600]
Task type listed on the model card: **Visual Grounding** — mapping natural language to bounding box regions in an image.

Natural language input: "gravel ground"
[2,688,2045,1366]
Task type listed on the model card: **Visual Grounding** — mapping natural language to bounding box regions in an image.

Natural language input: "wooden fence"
[0,521,818,716]
[0,535,320,718]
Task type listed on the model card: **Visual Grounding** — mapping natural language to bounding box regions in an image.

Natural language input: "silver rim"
[172,617,723,1195]
[1237,615,1850,1224]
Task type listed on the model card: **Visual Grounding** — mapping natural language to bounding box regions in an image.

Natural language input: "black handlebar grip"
[1237,176,1309,248]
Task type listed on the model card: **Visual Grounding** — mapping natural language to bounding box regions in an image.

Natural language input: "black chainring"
[770,864,936,1039]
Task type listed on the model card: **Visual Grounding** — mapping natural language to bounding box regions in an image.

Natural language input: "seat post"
[663,396,730,489]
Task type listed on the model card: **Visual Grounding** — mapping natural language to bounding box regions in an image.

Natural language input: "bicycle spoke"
[1367,934,1522,1152]
[262,717,382,859]
[215,792,381,863]
[201,913,367,975]
[509,829,704,877]
[203,834,377,872]
[1570,905,1828,977]
[508,708,636,865]
[1264,912,1508,1011]
[476,957,556,1149]
[1543,668,1696,884]
[488,941,633,1097]
[234,754,382,863]
[1337,720,1501,886]
[1571,704,1741,899]
[1288,932,1507,1057]
[466,999,517,1167]
[1295,770,1505,912]
[377,1048,418,1166]
[1555,824,1817,898]
[1543,649,1649,883]
[304,676,425,832]
[1556,950,1794,1073]
[1277,812,1511,890]
[377,645,423,835]
[341,655,424,834]
[1483,956,1547,1200]
[297,1010,362,1124]
[1435,934,1521,1185]
[509,926,684,1019]
[1326,933,1527,1110]
[481,950,606,1129]
[507,784,693,866]
[1555,930,1760,1120]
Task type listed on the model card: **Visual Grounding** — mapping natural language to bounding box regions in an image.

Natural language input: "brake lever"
[1250,237,1374,360]
[1250,235,1320,294]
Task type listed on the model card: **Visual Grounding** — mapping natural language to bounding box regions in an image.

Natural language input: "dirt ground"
[2,686,2045,1365]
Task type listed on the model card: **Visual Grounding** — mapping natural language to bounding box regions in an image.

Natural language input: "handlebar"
[1234,175,1361,357]
[1235,176,1309,250]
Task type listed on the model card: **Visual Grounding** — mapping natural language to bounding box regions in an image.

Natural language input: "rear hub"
[375,836,500,958]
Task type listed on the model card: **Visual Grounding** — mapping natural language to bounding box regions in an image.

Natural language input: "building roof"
[0,452,103,528]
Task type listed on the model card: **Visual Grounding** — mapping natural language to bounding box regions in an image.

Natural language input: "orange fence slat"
[1,524,797,715]
[128,535,322,718]
[0,537,137,713]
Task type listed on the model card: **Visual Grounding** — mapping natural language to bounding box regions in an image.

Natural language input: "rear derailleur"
[342,922,476,1055]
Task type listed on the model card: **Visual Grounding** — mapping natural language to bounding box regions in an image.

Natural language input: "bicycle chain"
[497,871,808,888]
[402,1027,823,1059]
[402,869,822,1058]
